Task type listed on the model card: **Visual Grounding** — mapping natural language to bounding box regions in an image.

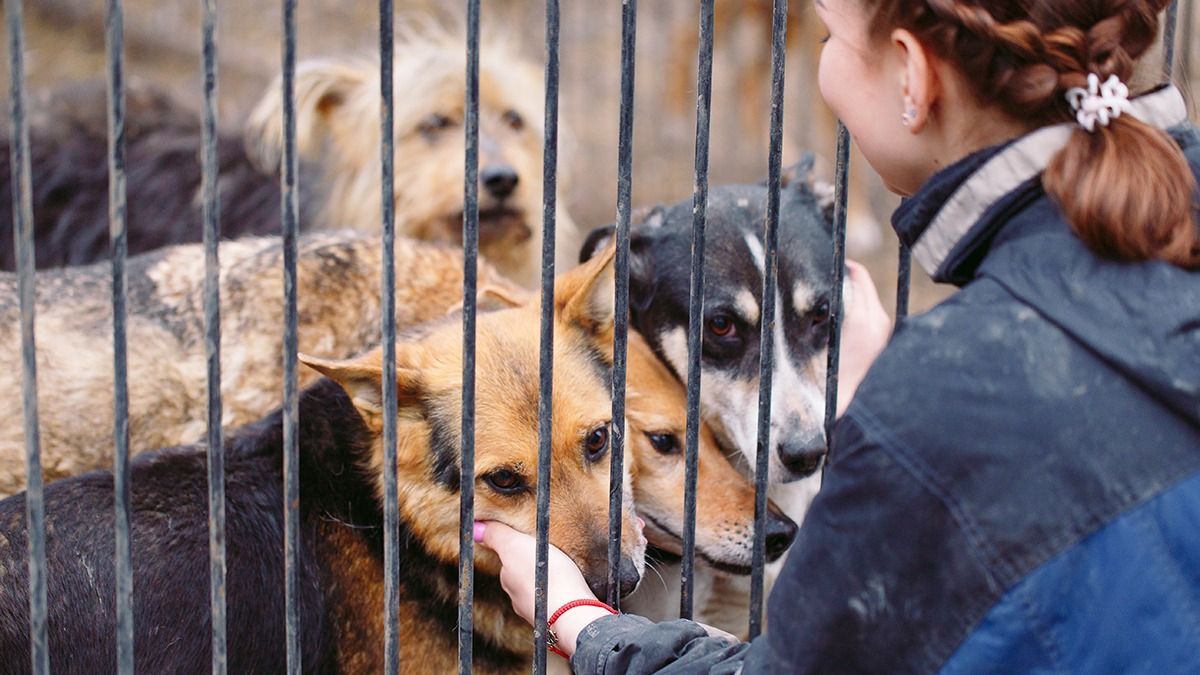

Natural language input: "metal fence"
[4,0,1187,673]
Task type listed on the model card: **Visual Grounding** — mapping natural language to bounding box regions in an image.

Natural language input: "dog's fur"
[0,79,292,272]
[0,24,577,286]
[245,22,582,287]
[623,330,796,636]
[0,249,643,674]
[0,231,524,497]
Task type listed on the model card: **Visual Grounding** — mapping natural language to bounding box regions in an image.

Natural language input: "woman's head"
[815,0,1198,268]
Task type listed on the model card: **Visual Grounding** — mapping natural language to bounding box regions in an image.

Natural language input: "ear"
[556,242,616,339]
[299,350,423,432]
[627,232,657,313]
[243,59,372,173]
[778,152,835,234]
[891,28,937,134]
[579,224,615,264]
[778,152,817,190]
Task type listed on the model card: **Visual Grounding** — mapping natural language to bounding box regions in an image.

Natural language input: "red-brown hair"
[865,0,1199,268]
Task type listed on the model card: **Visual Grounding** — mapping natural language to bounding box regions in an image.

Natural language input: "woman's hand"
[474,521,613,658]
[836,260,892,418]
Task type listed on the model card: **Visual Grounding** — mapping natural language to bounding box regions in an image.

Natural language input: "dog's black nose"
[617,555,641,597]
[585,556,641,601]
[779,434,826,477]
[481,164,519,199]
[765,502,798,561]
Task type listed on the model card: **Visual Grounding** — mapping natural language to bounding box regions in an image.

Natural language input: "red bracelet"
[547,599,618,658]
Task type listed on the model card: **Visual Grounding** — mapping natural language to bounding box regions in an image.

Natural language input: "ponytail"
[1043,115,1200,268]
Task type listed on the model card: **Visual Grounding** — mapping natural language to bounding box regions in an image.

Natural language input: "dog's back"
[0,81,289,273]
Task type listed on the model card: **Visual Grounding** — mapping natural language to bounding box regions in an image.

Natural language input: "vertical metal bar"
[748,0,786,641]
[1164,0,1179,78]
[280,0,301,672]
[680,0,714,621]
[895,244,911,321]
[105,1,134,672]
[5,2,48,673]
[200,1,227,673]
[822,125,851,460]
[458,0,480,671]
[1180,0,1194,83]
[378,2,400,674]
[532,1,560,673]
[606,0,637,612]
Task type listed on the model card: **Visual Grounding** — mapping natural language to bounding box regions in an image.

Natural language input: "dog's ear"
[627,231,657,314]
[300,350,423,433]
[244,59,373,173]
[579,224,615,264]
[556,242,615,341]
[779,152,835,233]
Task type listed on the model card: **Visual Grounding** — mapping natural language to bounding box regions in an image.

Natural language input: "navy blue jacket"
[572,85,1200,674]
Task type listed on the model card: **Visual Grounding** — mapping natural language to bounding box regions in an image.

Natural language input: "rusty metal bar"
[532,0,561,672]
[378,2,400,674]
[105,0,135,671]
[458,0,481,671]
[5,1,48,671]
[749,0,787,640]
[680,0,715,621]
[606,0,637,612]
[279,0,301,671]
[199,1,227,673]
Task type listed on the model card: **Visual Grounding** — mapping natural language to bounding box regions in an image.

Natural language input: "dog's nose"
[584,556,641,601]
[778,434,826,477]
[481,164,519,199]
[765,502,798,561]
[617,556,641,598]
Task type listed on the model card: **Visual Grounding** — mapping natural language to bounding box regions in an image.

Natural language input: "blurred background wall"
[4,0,1198,316]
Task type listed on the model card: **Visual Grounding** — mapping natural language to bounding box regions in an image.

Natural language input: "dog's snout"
[481,164,519,199]
[618,556,641,598]
[765,502,798,561]
[779,435,826,478]
[584,555,641,601]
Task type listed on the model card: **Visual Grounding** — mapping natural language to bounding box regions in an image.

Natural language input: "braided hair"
[866,0,1198,268]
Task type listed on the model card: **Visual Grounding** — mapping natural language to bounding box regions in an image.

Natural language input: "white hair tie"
[1065,73,1133,132]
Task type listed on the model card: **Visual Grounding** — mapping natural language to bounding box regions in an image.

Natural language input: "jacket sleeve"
[570,614,767,675]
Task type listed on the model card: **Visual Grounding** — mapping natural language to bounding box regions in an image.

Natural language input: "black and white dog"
[581,157,837,633]
[582,157,836,492]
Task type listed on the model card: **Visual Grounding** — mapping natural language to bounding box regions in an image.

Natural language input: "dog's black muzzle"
[779,432,826,479]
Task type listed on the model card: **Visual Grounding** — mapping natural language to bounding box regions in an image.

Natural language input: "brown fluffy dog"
[245,23,582,287]
[0,231,522,497]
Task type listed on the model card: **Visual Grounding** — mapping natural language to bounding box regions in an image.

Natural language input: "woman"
[479,0,1200,671]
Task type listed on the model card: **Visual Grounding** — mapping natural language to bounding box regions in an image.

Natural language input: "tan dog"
[0,250,642,673]
[622,332,796,638]
[0,231,522,497]
[245,22,582,288]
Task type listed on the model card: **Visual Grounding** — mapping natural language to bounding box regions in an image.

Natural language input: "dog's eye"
[484,469,525,495]
[418,113,455,137]
[707,315,736,338]
[584,424,609,462]
[811,299,831,325]
[646,432,679,455]
[502,109,524,131]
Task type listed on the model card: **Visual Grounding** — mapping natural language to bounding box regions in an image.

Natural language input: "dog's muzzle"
[778,432,826,480]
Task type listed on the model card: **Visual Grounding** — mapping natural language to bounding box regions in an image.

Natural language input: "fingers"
[474,520,528,558]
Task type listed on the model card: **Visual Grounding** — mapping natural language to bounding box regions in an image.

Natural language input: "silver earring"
[901,105,917,126]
